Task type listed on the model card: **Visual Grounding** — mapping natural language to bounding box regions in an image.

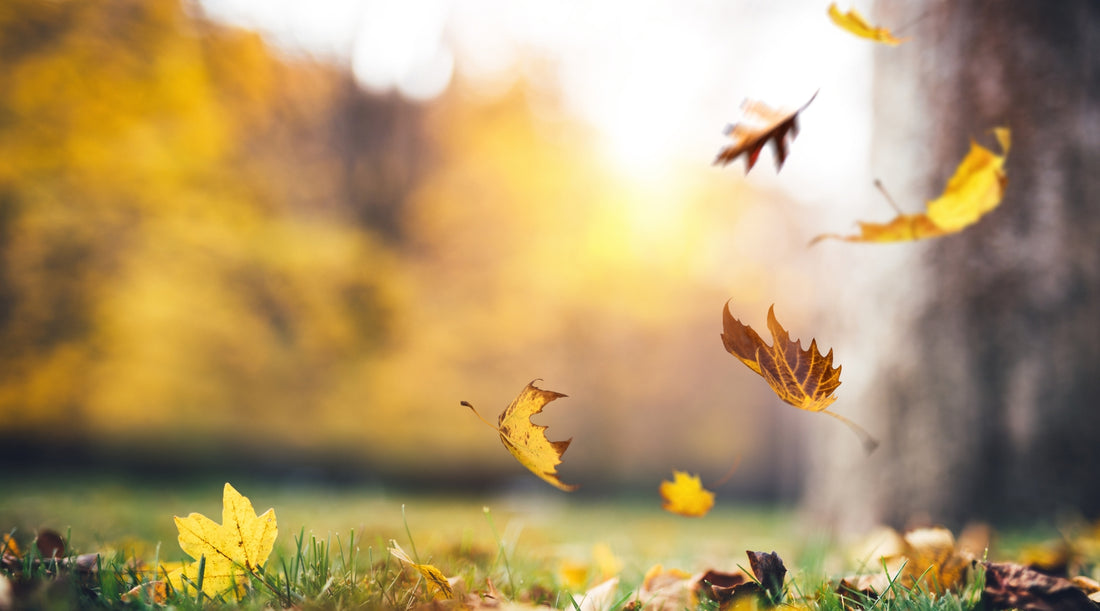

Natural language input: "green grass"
[0,475,1047,609]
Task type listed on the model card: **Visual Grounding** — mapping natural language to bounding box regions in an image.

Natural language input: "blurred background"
[0,0,1096,530]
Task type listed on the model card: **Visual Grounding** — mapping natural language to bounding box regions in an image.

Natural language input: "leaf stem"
[873,179,904,216]
[461,400,500,432]
[822,409,880,454]
[710,454,743,487]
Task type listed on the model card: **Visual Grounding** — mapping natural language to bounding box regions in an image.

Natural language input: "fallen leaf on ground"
[636,565,697,610]
[813,128,1010,244]
[721,303,877,452]
[122,581,168,605]
[0,534,19,558]
[659,471,715,517]
[167,483,277,600]
[982,561,1096,610]
[389,540,454,600]
[573,577,618,611]
[899,527,973,594]
[827,4,906,45]
[748,550,788,603]
[463,380,577,491]
[714,92,817,173]
[35,529,65,559]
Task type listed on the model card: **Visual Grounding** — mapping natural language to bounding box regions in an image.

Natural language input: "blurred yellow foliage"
[0,0,794,482]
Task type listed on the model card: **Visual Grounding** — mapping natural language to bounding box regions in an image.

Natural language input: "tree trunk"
[808,0,1100,528]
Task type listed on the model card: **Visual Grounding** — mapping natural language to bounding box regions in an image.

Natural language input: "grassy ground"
[0,474,1067,609]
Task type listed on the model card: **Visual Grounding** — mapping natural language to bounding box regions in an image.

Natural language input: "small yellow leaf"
[0,534,20,558]
[659,471,715,517]
[465,380,577,491]
[169,483,277,600]
[827,3,907,45]
[388,541,454,600]
[813,128,1010,245]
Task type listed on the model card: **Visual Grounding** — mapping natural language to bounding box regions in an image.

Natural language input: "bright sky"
[198,0,873,203]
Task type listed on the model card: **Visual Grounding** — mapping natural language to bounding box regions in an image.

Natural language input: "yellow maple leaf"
[660,471,715,517]
[167,483,277,600]
[389,541,454,599]
[827,3,907,45]
[813,128,1010,245]
[722,303,877,452]
[463,380,577,491]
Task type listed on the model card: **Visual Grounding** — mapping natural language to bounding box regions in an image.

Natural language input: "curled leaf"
[747,550,788,603]
[463,380,577,491]
[659,471,715,517]
[714,92,817,173]
[982,561,1096,611]
[813,128,1010,244]
[389,541,454,600]
[827,3,907,45]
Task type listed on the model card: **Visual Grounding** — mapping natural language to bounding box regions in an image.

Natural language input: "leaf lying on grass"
[167,482,277,600]
[982,561,1097,610]
[389,540,455,600]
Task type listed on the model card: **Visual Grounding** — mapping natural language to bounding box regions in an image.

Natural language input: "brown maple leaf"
[721,303,878,452]
[714,92,817,173]
[982,562,1096,611]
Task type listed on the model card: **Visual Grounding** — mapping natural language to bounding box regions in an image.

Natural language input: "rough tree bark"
[808,0,1100,528]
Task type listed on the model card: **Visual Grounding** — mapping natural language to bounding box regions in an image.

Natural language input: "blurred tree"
[0,0,423,468]
[811,0,1099,527]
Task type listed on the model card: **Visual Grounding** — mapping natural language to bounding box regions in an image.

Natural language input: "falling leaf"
[714,92,817,173]
[721,303,878,452]
[167,483,277,600]
[462,380,577,491]
[827,4,907,45]
[389,540,455,600]
[659,471,715,517]
[813,128,1010,244]
[982,562,1096,611]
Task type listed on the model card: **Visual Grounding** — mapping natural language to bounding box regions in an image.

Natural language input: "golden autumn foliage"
[464,381,577,491]
[167,483,277,600]
[659,471,715,517]
[0,0,415,460]
[827,4,907,45]
[813,128,1011,244]
[714,93,817,172]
